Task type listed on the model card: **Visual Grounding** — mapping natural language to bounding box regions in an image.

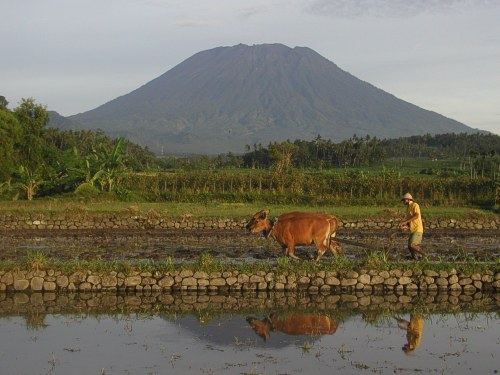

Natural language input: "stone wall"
[0,213,498,231]
[1,268,498,294]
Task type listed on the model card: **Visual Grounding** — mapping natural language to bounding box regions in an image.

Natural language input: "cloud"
[305,0,499,18]
[237,5,270,19]
[175,20,213,27]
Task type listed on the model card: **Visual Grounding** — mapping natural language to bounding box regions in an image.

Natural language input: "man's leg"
[409,233,426,259]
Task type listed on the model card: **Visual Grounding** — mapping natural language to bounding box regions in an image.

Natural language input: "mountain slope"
[56,43,476,154]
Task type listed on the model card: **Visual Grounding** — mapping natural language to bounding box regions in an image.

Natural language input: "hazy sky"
[2,0,499,135]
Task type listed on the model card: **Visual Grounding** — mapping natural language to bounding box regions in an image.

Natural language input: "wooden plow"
[333,230,401,254]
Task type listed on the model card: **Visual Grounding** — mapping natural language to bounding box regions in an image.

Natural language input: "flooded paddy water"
[0,227,498,263]
[0,291,498,375]
[0,228,498,374]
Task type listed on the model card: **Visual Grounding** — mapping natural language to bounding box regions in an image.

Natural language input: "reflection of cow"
[246,313,338,341]
[245,210,340,261]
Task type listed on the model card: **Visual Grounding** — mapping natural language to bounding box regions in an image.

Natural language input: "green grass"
[0,250,495,275]
[25,251,48,271]
[0,198,494,219]
[295,157,467,176]
[373,157,465,176]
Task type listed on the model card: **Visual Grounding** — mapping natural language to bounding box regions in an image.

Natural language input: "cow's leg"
[314,227,331,262]
[281,245,288,256]
[329,240,340,256]
[315,249,327,262]
[314,239,328,262]
[329,234,341,256]
[328,228,340,256]
[286,245,300,260]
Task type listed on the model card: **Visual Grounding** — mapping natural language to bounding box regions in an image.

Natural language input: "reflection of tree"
[24,311,48,330]
[197,311,215,325]
[361,309,387,324]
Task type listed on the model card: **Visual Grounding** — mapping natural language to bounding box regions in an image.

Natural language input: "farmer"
[400,193,427,260]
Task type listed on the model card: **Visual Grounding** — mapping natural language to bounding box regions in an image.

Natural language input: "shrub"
[74,182,99,197]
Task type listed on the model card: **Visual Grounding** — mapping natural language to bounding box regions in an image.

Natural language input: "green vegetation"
[121,170,496,208]
[25,251,48,271]
[0,97,156,201]
[1,250,495,275]
[0,96,498,212]
[0,199,495,221]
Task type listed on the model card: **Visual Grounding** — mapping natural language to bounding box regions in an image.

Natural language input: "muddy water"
[0,294,498,375]
[2,228,497,373]
[0,228,498,262]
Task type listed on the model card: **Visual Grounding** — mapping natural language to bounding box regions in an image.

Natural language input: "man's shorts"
[408,232,423,247]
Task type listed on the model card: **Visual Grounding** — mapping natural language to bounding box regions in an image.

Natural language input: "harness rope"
[264,217,278,239]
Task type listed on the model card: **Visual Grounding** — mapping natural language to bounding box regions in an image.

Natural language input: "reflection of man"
[397,314,424,354]
[400,193,427,260]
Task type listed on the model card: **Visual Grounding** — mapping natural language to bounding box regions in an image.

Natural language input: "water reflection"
[0,291,498,374]
[247,313,338,341]
[396,313,424,354]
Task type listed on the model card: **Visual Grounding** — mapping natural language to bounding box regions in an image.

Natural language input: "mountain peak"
[54,43,475,154]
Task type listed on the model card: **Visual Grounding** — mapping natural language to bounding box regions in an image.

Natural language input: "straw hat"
[401,193,413,201]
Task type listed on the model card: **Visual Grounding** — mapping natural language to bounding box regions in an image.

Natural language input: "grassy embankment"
[7,240,499,278]
[0,198,495,220]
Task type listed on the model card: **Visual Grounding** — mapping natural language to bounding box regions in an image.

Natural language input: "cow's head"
[246,316,271,341]
[245,209,271,233]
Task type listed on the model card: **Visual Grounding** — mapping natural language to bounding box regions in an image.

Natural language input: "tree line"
[1,95,498,203]
[158,133,499,176]
[0,97,156,200]
[242,135,386,169]
[240,133,499,172]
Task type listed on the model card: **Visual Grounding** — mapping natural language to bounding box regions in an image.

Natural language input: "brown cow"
[274,211,341,253]
[247,313,338,341]
[245,209,340,261]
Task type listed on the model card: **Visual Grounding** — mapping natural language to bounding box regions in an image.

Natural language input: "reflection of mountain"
[160,313,337,349]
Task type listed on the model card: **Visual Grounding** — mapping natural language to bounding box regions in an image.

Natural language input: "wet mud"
[0,228,498,263]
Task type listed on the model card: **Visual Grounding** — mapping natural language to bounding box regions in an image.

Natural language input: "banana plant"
[68,137,127,192]
[92,137,127,192]
[17,165,43,200]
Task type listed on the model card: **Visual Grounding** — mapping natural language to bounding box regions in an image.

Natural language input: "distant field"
[324,157,467,177]
[205,157,466,176]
